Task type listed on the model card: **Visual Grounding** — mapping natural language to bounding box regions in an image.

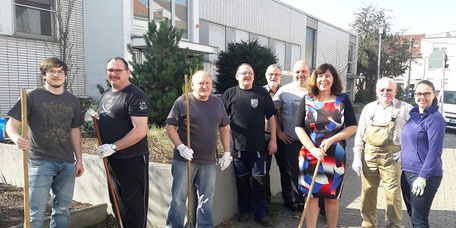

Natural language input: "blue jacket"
[401,104,446,178]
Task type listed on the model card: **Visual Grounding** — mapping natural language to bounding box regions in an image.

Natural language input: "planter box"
[0,143,282,227]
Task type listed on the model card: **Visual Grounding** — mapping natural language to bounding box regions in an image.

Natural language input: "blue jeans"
[233,151,270,219]
[28,159,75,228]
[166,160,216,228]
[401,171,442,228]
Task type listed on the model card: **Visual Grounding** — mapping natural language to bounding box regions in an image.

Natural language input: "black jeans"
[401,171,442,228]
[107,154,149,228]
[284,140,305,204]
[266,138,294,204]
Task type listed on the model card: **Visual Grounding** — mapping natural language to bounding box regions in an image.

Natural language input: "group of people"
[5,56,445,228]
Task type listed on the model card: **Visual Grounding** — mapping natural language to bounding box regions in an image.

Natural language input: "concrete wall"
[0,143,282,227]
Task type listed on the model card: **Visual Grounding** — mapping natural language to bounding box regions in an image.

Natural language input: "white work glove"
[97,144,116,158]
[84,109,98,122]
[177,144,194,161]
[412,177,426,197]
[393,150,401,162]
[219,152,233,171]
[352,157,362,176]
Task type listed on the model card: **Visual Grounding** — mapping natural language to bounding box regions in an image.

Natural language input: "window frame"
[13,0,56,41]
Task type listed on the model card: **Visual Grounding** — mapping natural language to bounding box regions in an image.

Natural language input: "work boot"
[284,202,297,212]
[238,213,249,222]
[255,216,273,227]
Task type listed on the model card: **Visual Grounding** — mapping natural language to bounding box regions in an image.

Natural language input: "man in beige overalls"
[353,77,412,228]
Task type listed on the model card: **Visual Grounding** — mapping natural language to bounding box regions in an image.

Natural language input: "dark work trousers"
[233,150,270,219]
[266,138,294,205]
[107,154,149,228]
[284,140,305,205]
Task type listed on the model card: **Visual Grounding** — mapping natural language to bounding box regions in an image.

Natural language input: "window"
[305,27,316,70]
[14,0,55,39]
[133,0,149,31]
[347,43,356,74]
[152,0,188,39]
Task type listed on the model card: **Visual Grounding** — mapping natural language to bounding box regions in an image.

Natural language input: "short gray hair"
[376,77,396,91]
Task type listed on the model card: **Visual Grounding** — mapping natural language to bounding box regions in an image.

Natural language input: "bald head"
[191,70,212,101]
[293,60,310,88]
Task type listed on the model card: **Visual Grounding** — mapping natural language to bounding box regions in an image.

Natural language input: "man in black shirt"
[221,63,277,226]
[90,57,150,228]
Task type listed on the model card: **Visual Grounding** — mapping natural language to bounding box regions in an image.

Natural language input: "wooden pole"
[21,89,30,228]
[298,159,322,228]
[184,74,193,227]
[92,117,124,228]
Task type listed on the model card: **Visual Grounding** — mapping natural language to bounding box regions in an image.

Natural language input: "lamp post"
[406,37,415,100]
[377,26,384,80]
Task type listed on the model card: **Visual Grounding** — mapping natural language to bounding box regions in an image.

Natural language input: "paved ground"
[217,130,456,227]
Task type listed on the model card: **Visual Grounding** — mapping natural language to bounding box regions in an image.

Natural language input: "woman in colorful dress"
[401,80,446,227]
[295,63,358,228]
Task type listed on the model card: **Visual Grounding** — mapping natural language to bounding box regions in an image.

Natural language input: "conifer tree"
[128,20,202,126]
[214,40,277,93]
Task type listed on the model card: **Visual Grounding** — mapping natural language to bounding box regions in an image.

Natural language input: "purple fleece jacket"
[401,104,446,179]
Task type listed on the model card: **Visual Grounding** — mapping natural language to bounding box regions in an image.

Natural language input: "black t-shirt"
[8,87,83,163]
[98,84,150,159]
[166,94,230,163]
[221,86,276,151]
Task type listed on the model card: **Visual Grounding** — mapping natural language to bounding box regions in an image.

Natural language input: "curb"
[10,203,107,228]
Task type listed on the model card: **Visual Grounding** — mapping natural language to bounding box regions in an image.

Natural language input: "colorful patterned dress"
[295,94,357,199]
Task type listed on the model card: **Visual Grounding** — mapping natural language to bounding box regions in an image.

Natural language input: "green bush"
[128,20,203,126]
[214,40,278,93]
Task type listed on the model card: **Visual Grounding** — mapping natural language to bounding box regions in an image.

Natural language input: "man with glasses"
[272,60,310,211]
[221,63,277,226]
[6,57,84,227]
[263,64,296,212]
[88,57,151,227]
[353,77,412,228]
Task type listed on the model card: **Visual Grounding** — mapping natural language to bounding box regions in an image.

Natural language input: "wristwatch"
[111,144,117,152]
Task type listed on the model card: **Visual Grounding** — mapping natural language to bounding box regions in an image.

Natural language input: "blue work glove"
[411,177,426,197]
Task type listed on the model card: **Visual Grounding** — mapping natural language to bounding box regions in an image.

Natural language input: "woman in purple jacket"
[401,80,446,228]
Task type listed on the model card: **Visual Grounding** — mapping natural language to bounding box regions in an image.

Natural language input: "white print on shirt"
[139,100,147,110]
[251,99,258,108]
[100,96,114,115]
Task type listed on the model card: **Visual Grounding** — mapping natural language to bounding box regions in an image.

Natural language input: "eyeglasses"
[107,69,126,74]
[379,88,393,93]
[47,70,65,75]
[238,72,253,76]
[414,92,433,97]
[266,73,282,77]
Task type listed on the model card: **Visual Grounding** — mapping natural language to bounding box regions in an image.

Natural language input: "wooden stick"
[184,74,193,227]
[92,117,124,228]
[298,159,322,228]
[21,89,30,228]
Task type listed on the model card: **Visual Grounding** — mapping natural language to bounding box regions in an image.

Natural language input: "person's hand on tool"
[84,109,98,122]
[14,136,30,151]
[309,147,326,161]
[219,152,233,171]
[97,144,117,158]
[177,144,193,161]
[75,160,84,177]
[319,138,335,153]
[412,177,426,196]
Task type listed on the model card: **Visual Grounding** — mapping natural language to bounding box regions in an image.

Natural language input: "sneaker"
[255,216,274,227]
[238,213,249,222]
[284,202,297,212]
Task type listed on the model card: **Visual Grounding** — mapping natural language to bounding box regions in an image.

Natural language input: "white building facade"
[0,0,85,117]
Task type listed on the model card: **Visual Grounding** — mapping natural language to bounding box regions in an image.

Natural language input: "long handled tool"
[298,159,322,228]
[21,89,30,228]
[92,117,124,228]
[184,74,194,228]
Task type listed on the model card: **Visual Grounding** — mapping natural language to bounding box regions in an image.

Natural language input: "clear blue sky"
[281,0,456,36]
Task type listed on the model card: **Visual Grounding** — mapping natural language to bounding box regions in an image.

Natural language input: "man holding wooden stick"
[165,70,231,227]
[6,57,84,227]
[86,57,151,228]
